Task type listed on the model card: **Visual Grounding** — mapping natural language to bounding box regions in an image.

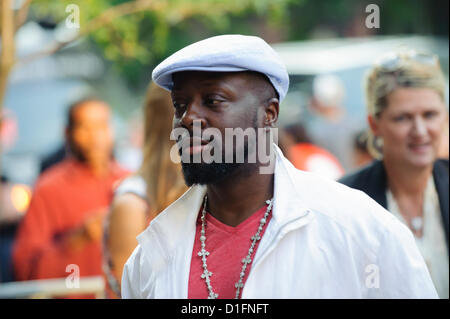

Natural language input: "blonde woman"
[339,50,449,298]
[104,83,187,297]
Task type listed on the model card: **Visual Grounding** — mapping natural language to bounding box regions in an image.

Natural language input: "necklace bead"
[198,195,274,299]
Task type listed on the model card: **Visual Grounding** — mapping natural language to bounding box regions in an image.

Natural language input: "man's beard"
[68,138,113,164]
[68,139,89,163]
[180,133,258,187]
[181,161,241,187]
[179,111,260,187]
[180,144,250,187]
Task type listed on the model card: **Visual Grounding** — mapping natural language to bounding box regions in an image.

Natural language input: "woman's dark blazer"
[339,159,449,253]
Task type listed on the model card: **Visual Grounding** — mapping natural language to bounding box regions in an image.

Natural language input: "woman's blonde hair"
[364,49,447,158]
[137,82,187,215]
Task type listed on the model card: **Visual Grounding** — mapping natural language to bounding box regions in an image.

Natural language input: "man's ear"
[367,115,380,137]
[264,98,279,127]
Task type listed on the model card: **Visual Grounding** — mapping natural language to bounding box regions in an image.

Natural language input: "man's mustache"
[176,130,215,149]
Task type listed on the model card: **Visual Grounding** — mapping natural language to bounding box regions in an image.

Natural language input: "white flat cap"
[152,34,289,101]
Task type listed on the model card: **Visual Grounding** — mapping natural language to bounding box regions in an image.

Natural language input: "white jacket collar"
[136,144,314,256]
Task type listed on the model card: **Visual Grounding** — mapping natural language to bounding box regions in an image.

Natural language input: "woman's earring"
[375,136,384,148]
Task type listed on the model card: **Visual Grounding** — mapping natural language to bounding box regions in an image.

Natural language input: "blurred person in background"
[279,123,344,180]
[339,50,449,298]
[306,74,360,171]
[104,83,187,298]
[12,98,129,297]
[39,144,68,174]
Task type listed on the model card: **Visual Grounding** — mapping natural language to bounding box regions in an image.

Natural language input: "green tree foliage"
[28,0,298,86]
[26,0,448,87]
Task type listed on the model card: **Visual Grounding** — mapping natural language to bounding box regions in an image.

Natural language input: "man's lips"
[178,136,211,155]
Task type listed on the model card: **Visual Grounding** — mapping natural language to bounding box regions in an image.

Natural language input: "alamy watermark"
[365,4,380,29]
[365,264,380,289]
[65,264,80,289]
[169,120,278,175]
[65,4,80,29]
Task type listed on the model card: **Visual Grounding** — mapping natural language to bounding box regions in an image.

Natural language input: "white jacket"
[122,145,437,298]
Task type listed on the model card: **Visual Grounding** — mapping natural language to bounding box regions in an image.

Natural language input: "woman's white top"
[114,175,148,201]
[387,178,449,298]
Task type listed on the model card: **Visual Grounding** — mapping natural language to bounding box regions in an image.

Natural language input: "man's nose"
[179,98,206,130]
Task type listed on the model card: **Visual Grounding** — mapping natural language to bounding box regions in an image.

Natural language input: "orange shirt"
[13,159,129,287]
[288,143,345,179]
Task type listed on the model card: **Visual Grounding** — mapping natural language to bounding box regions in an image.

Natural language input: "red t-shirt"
[13,159,129,294]
[188,203,272,299]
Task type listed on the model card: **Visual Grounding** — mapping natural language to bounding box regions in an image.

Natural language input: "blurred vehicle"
[274,35,449,119]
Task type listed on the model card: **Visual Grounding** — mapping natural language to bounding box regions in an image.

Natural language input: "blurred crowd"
[0,45,448,299]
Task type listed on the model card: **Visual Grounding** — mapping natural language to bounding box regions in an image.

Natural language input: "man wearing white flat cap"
[122,34,437,299]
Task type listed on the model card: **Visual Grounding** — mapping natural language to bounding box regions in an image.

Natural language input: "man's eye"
[205,97,224,106]
[207,99,219,105]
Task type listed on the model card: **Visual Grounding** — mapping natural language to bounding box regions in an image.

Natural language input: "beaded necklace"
[197,195,274,299]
